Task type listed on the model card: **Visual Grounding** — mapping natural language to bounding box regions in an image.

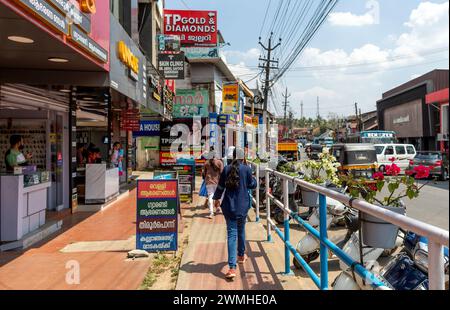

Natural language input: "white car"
[374,144,417,172]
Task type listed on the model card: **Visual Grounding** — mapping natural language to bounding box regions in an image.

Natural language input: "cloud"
[222,48,260,64]
[328,11,376,26]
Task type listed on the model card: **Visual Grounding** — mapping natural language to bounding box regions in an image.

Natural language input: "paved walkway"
[0,190,151,290]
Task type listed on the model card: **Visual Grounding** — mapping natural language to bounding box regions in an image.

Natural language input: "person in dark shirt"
[213,147,257,280]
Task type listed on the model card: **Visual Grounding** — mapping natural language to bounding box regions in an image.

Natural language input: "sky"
[165,0,449,119]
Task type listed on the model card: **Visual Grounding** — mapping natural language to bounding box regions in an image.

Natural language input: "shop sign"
[244,115,253,126]
[172,165,194,203]
[393,115,410,125]
[173,89,209,118]
[160,120,192,166]
[136,180,178,252]
[13,0,69,35]
[181,46,219,59]
[222,83,240,115]
[121,109,141,131]
[47,0,91,33]
[158,34,181,52]
[164,9,217,46]
[133,120,160,137]
[164,86,175,116]
[165,80,176,94]
[158,52,185,80]
[70,25,108,63]
[117,41,139,80]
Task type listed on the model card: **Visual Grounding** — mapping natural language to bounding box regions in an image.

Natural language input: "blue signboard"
[133,120,160,137]
[136,179,179,252]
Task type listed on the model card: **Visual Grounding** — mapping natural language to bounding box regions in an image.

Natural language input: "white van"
[374,144,417,172]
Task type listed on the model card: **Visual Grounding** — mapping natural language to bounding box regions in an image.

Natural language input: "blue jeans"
[225,216,246,269]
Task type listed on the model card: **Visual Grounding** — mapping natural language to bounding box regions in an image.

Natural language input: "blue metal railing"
[261,167,449,290]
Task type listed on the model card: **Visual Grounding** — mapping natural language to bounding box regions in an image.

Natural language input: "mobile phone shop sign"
[136,180,178,252]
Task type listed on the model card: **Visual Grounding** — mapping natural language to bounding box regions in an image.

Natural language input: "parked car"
[374,144,416,172]
[408,151,449,181]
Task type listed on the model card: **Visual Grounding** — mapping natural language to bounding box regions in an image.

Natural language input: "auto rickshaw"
[330,143,378,180]
[307,144,323,160]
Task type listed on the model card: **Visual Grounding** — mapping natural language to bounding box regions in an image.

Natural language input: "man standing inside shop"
[4,135,32,172]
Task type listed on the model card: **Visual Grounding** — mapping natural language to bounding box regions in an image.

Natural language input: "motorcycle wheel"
[274,210,284,225]
[293,251,320,270]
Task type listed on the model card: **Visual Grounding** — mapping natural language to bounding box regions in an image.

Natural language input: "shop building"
[426,88,449,153]
[377,69,449,151]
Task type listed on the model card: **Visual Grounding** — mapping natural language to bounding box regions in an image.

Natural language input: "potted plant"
[343,157,433,249]
[299,149,341,207]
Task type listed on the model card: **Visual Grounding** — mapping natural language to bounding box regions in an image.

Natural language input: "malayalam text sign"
[164,9,217,46]
[158,52,185,80]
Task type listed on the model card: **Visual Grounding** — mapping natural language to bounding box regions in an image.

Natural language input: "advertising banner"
[222,83,240,115]
[172,165,194,203]
[133,120,160,137]
[164,9,217,46]
[136,180,178,252]
[160,119,193,166]
[173,89,209,118]
[158,34,181,52]
[158,52,185,80]
[181,46,219,59]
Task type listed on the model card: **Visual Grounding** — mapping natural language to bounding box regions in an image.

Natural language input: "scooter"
[292,186,349,269]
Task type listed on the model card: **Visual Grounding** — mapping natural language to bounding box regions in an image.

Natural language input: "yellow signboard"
[222,83,239,114]
[117,41,139,74]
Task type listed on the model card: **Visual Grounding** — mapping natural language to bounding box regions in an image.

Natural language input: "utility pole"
[282,87,291,127]
[355,102,359,133]
[259,33,281,153]
[300,101,304,119]
[316,96,320,119]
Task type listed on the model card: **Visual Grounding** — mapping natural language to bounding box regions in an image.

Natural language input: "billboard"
[222,83,239,115]
[173,89,209,118]
[164,9,217,46]
[158,52,185,80]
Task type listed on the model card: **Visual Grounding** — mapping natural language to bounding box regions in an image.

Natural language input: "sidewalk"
[176,196,318,290]
[0,190,151,290]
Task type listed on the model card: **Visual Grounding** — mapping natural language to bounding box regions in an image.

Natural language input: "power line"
[259,0,272,38]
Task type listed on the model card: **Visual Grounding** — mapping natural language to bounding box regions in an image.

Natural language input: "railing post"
[319,193,328,290]
[265,170,272,242]
[428,241,445,290]
[283,178,293,275]
[255,164,260,222]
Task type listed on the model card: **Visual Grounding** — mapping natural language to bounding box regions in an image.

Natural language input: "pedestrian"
[202,149,224,219]
[226,145,235,165]
[110,142,124,176]
[213,147,257,280]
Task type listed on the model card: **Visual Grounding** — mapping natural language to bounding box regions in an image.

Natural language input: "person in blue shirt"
[213,147,257,280]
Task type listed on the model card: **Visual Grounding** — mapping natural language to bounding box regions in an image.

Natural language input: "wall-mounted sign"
[393,115,410,125]
[13,0,69,35]
[222,83,240,115]
[121,109,141,131]
[48,0,91,33]
[133,120,161,137]
[158,34,181,52]
[136,179,178,252]
[117,40,139,80]
[164,9,217,46]
[70,25,108,63]
[79,0,96,14]
[173,89,209,118]
[158,52,185,80]
[181,46,219,59]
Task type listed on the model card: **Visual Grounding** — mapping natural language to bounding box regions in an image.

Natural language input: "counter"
[0,175,51,241]
[85,164,119,204]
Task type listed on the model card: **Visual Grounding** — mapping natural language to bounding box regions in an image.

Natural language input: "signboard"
[160,120,193,166]
[133,120,160,137]
[158,52,185,80]
[158,34,181,52]
[136,180,178,252]
[172,165,194,203]
[173,89,209,118]
[121,109,140,131]
[181,46,219,59]
[14,0,69,35]
[164,9,217,46]
[222,84,240,114]
[48,0,92,33]
[70,25,108,63]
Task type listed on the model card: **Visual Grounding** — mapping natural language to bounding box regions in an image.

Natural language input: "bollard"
[319,193,328,289]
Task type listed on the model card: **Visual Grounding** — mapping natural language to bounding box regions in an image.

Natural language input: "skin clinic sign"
[136,180,179,252]
[164,9,217,46]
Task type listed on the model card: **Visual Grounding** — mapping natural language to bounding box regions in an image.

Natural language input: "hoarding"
[158,52,185,80]
[164,9,217,46]
[173,89,209,118]
[181,46,219,59]
[136,180,178,252]
[158,34,181,52]
[222,83,240,115]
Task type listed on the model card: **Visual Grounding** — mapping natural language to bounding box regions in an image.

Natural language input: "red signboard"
[164,9,217,46]
[137,180,178,199]
[165,80,176,94]
[121,109,140,131]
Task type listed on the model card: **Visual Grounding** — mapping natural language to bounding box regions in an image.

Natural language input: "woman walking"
[213,148,257,280]
[202,150,224,219]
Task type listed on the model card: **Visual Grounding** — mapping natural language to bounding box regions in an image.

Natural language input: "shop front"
[426,88,449,153]
[0,0,110,244]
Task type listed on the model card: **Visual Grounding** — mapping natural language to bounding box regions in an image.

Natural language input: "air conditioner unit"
[437,133,449,141]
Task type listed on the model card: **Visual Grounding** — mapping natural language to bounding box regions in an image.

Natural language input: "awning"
[426,88,449,105]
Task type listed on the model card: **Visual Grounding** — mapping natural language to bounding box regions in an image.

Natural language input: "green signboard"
[173,89,209,118]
